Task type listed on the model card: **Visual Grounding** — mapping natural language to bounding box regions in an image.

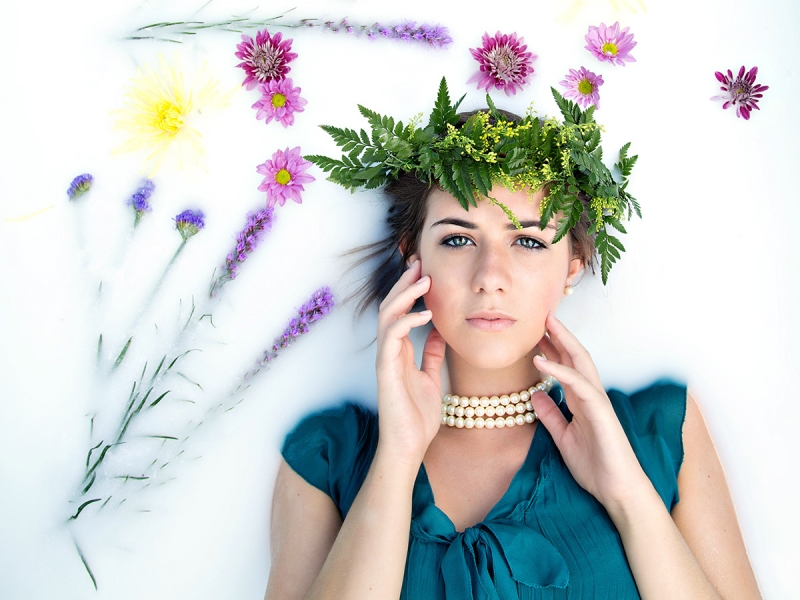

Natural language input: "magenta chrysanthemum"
[711,66,769,120]
[560,67,604,109]
[585,22,637,66]
[468,31,536,96]
[257,147,315,207]
[235,29,298,90]
[251,78,307,127]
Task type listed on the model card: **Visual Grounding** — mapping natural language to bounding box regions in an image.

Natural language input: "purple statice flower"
[468,31,536,96]
[252,78,307,127]
[711,66,769,120]
[235,29,298,90]
[126,179,155,226]
[256,147,315,208]
[258,287,335,367]
[67,173,93,200]
[584,22,637,66]
[560,67,604,109]
[174,209,205,241]
[303,18,451,47]
[210,207,275,297]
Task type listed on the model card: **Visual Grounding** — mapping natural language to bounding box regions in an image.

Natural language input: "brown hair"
[347,109,597,315]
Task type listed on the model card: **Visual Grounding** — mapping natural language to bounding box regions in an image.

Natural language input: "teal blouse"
[281,381,687,599]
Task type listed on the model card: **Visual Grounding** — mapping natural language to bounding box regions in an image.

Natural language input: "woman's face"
[414,186,583,372]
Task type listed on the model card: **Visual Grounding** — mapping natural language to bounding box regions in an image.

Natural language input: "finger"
[380,310,433,350]
[379,259,422,311]
[379,275,431,331]
[543,326,574,370]
[530,390,569,446]
[421,326,446,381]
[536,333,564,366]
[545,313,602,388]
[533,355,607,416]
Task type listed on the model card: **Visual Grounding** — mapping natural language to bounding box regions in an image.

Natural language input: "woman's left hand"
[531,312,652,512]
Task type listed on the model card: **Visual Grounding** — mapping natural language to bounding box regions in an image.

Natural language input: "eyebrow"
[430,217,556,231]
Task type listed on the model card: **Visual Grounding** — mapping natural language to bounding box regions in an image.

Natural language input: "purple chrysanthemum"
[584,22,637,66]
[210,208,276,297]
[468,31,536,96]
[711,66,769,120]
[252,78,307,127]
[560,67,604,109]
[256,147,316,208]
[67,173,93,200]
[259,287,335,365]
[235,29,298,90]
[174,209,205,241]
[127,179,155,226]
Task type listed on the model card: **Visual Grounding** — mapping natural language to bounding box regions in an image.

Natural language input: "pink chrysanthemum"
[560,67,604,109]
[711,66,769,120]
[235,29,298,90]
[252,78,307,127]
[468,31,536,96]
[585,22,637,66]
[257,147,315,207]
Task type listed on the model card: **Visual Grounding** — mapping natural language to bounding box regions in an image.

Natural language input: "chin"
[446,336,538,372]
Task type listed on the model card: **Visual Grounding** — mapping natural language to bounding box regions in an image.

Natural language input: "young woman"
[265,87,761,599]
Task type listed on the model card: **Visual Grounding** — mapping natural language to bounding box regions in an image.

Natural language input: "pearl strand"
[440,376,557,429]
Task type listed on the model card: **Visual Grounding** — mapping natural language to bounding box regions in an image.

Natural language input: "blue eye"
[516,237,545,250]
[442,235,473,248]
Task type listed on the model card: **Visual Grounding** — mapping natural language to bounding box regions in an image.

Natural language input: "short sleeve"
[281,402,379,517]
[608,381,688,511]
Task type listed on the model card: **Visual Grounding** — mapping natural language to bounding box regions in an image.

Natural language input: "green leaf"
[112,337,133,370]
[69,498,102,521]
[148,390,170,408]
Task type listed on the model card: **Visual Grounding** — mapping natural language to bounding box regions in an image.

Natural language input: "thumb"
[531,390,569,446]
[420,326,446,381]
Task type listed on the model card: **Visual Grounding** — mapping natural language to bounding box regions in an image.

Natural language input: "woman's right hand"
[375,258,447,467]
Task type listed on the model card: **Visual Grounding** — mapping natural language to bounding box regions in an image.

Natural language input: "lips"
[466,310,516,332]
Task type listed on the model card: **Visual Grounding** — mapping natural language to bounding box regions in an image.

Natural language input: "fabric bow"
[439,519,569,599]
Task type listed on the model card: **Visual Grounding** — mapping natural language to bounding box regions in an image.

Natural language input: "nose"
[471,241,511,294]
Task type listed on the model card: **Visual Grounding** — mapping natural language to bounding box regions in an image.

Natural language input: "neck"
[446,346,543,397]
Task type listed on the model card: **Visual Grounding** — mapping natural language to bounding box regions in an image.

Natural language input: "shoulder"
[281,401,379,516]
[606,380,688,510]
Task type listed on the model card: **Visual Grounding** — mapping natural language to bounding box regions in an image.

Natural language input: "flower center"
[487,43,524,81]
[251,44,282,81]
[271,93,287,108]
[601,42,619,56]
[275,169,292,185]
[154,100,184,134]
[731,79,752,100]
[578,78,595,95]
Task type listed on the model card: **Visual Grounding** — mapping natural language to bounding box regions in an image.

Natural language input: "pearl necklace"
[441,376,557,429]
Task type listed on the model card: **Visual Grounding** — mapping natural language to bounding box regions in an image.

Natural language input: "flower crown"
[305,78,639,283]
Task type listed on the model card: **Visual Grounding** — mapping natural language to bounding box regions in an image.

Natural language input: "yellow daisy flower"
[113,54,228,175]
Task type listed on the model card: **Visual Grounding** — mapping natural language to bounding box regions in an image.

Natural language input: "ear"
[566,257,583,286]
[405,252,419,268]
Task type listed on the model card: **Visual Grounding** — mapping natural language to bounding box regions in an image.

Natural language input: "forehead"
[424,186,546,225]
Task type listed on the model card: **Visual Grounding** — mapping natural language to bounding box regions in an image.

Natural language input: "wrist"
[373,441,425,483]
[603,475,667,532]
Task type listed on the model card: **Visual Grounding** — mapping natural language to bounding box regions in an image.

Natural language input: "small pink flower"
[252,78,307,127]
[560,67,604,109]
[468,31,536,96]
[235,29,298,90]
[585,22,637,66]
[257,147,315,207]
[711,66,769,120]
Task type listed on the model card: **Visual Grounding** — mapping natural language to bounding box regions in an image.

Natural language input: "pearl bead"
[510,393,520,404]
[485,406,496,417]
[515,403,525,414]
[500,394,510,406]
[450,395,460,406]
[455,406,466,417]
[485,418,495,429]
[447,405,455,416]
[515,415,525,426]
[505,416,515,427]
[442,403,448,414]
[465,417,475,429]
[469,396,479,407]
[441,414,447,424]
[460,397,469,407]
[479,396,490,407]
[475,417,485,428]
[446,415,456,427]
[475,406,485,417]
[465,407,475,418]
[528,386,536,395]
[495,405,506,417]
[443,394,451,404]
[525,401,534,411]
[455,417,465,428]
[525,412,535,423]
[495,417,505,428]
[490,396,500,407]
[520,390,530,402]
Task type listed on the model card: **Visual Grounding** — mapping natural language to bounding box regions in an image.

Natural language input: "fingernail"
[416,275,429,284]
[410,259,419,267]
[535,354,547,362]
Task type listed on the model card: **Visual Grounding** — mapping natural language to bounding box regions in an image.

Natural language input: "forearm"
[305,445,419,600]
[609,482,721,600]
